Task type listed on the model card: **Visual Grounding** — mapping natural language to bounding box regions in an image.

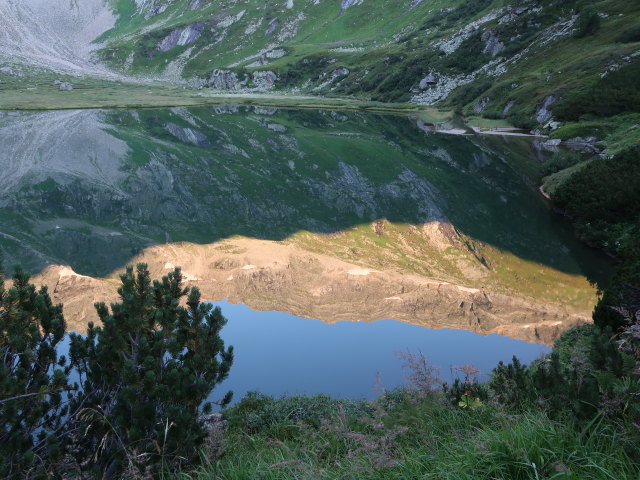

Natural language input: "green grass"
[172,391,640,480]
[0,75,447,114]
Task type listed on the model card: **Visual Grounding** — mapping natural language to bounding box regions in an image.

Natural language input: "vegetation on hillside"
[94,0,640,132]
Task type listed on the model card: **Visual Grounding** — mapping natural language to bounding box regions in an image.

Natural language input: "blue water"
[212,301,549,402]
[59,301,549,403]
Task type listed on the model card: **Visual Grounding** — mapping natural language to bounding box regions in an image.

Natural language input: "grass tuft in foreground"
[175,390,639,480]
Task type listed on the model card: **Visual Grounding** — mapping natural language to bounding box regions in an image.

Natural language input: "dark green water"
[0,106,609,282]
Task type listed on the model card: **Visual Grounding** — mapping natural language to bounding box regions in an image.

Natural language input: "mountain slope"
[0,0,117,75]
[91,0,640,131]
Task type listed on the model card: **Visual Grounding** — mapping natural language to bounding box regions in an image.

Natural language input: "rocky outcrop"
[481,29,505,56]
[158,23,205,52]
[265,18,279,36]
[209,69,245,90]
[252,70,278,90]
[341,0,366,11]
[503,99,515,115]
[206,69,277,91]
[314,67,350,90]
[0,66,21,76]
[535,95,556,124]
[165,122,210,147]
[474,96,490,114]
[419,73,437,89]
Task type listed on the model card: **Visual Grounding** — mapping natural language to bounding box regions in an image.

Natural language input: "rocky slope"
[0,0,118,76]
[2,0,638,139]
[89,0,639,133]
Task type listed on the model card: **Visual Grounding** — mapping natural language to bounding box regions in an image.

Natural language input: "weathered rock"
[252,70,278,90]
[209,69,245,90]
[59,82,73,91]
[481,29,505,56]
[265,49,287,59]
[419,73,437,89]
[474,96,490,114]
[165,122,210,147]
[503,99,515,115]
[535,95,556,124]
[0,66,20,76]
[341,0,366,11]
[265,18,279,35]
[158,22,205,52]
[330,111,348,122]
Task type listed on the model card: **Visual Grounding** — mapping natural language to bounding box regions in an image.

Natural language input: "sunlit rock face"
[0,106,609,344]
[0,0,116,73]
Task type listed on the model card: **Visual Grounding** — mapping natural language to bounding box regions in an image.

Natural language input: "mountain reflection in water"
[0,106,610,344]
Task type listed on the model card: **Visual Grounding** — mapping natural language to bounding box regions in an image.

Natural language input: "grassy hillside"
[97,0,639,132]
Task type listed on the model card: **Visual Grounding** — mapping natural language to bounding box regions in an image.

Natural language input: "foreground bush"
[0,267,70,479]
[1,264,234,479]
[68,264,234,477]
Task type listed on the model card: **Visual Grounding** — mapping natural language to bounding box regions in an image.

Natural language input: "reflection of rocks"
[32,238,591,345]
[166,122,211,146]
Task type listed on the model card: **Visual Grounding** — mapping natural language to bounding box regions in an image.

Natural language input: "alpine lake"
[0,105,611,401]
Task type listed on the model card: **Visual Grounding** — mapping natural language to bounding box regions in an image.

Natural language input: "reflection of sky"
[57,301,551,404]
[213,301,550,403]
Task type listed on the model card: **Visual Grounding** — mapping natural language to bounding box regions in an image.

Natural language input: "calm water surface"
[214,301,549,401]
[0,106,607,398]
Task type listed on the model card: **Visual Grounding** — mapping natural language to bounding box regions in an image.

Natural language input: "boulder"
[473,96,490,114]
[419,73,437,89]
[481,30,505,56]
[535,95,556,124]
[252,70,278,90]
[59,82,73,91]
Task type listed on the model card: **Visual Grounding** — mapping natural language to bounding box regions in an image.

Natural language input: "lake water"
[0,106,609,399]
[213,301,549,402]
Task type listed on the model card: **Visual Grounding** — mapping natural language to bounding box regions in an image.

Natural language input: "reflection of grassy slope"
[1,107,607,311]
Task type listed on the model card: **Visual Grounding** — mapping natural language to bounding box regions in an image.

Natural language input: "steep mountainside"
[0,0,117,75]
[1,0,638,142]
[91,0,640,133]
